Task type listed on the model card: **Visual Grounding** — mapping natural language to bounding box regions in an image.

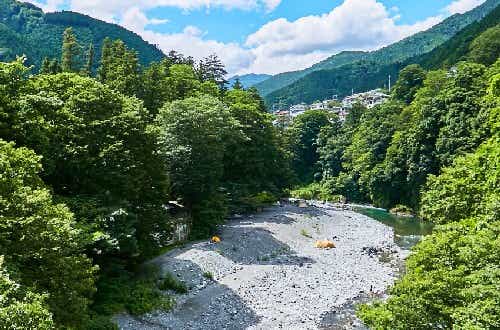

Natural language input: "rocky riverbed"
[115,203,405,329]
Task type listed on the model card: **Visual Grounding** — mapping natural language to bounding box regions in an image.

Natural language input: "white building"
[309,102,326,110]
[289,103,308,118]
[342,89,389,109]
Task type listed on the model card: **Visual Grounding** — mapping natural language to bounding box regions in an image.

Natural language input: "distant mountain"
[263,0,500,106]
[228,73,271,89]
[0,0,165,70]
[254,51,367,96]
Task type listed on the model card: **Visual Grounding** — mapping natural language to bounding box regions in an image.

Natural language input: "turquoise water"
[354,207,434,249]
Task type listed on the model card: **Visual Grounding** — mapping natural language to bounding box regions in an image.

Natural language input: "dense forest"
[262,0,500,106]
[289,25,499,329]
[0,26,295,328]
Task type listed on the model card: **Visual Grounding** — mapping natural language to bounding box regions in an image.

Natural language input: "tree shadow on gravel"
[200,226,315,266]
[124,260,262,330]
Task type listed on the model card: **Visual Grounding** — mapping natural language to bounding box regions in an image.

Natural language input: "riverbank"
[115,203,405,329]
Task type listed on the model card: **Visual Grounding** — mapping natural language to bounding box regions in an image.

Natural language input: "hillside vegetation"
[0,0,164,70]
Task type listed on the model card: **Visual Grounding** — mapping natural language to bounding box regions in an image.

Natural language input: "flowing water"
[354,207,434,249]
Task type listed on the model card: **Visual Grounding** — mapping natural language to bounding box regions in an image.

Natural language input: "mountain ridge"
[228,73,271,89]
[0,0,165,70]
[255,0,500,99]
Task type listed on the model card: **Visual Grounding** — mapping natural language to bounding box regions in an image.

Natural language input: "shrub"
[290,182,344,202]
[158,273,188,294]
[91,265,174,319]
[389,204,414,216]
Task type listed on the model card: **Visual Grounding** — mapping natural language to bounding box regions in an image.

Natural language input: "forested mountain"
[0,0,164,70]
[258,0,500,105]
[254,51,367,96]
[228,73,271,89]
[416,5,500,69]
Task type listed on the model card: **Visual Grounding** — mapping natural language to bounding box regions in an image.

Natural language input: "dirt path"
[115,203,404,329]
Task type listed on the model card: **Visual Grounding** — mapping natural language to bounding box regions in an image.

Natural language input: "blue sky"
[28,0,486,75]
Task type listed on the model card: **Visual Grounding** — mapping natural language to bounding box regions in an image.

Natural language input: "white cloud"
[121,7,168,33]
[28,0,65,12]
[67,0,281,23]
[445,0,485,15]
[140,27,256,76]
[25,0,467,75]
[242,0,443,74]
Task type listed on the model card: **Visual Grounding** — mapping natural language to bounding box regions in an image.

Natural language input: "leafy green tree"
[166,64,202,101]
[342,101,404,204]
[97,39,142,96]
[287,110,335,183]
[61,27,80,73]
[468,25,500,66]
[358,61,500,330]
[141,61,215,114]
[48,59,62,74]
[377,62,491,208]
[0,139,97,327]
[392,64,426,104]
[98,37,112,81]
[14,72,170,259]
[317,103,365,196]
[165,50,194,66]
[223,89,293,202]
[0,58,29,141]
[0,257,53,330]
[155,95,239,236]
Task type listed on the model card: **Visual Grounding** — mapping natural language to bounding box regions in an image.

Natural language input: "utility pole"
[388,75,391,93]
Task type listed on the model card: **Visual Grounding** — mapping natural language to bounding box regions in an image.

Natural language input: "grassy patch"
[202,271,214,280]
[300,229,312,238]
[158,272,188,294]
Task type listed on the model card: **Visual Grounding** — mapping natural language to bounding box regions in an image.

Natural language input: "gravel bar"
[115,203,404,329]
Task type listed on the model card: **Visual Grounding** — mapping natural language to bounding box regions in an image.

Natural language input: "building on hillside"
[273,110,292,128]
[310,102,326,110]
[342,89,389,109]
[290,103,307,118]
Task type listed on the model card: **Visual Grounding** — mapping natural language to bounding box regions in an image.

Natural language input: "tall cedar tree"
[40,57,50,74]
[198,54,228,89]
[97,39,141,96]
[83,43,95,76]
[61,27,80,73]
[232,78,243,90]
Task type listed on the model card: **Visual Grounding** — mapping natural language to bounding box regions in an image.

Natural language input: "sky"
[26,0,487,76]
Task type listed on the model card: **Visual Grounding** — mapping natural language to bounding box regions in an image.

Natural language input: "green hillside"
[265,0,500,106]
[258,0,500,102]
[254,51,367,96]
[0,0,164,70]
[416,4,500,69]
